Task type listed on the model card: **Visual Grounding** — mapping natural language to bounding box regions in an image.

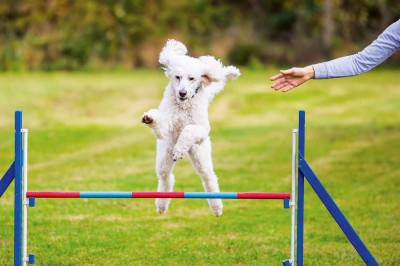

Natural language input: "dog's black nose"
[179,89,187,97]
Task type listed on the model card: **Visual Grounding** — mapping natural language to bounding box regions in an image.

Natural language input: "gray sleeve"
[313,19,400,79]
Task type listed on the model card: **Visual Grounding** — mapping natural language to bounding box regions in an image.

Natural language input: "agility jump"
[0,110,378,266]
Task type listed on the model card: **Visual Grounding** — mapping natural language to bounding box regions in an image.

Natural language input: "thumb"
[280,68,295,75]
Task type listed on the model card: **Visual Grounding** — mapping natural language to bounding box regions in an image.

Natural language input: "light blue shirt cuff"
[312,63,328,79]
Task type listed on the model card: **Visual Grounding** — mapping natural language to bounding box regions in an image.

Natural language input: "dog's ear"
[159,39,187,78]
[200,74,213,84]
[201,71,222,85]
[201,65,241,84]
[159,39,187,66]
[223,66,241,80]
[199,56,224,84]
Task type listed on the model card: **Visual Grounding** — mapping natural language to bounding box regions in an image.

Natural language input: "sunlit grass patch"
[0,68,399,265]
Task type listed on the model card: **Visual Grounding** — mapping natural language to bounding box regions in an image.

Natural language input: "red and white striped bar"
[26,191,290,200]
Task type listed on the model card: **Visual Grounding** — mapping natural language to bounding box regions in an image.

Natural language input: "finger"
[273,81,290,91]
[271,78,287,88]
[282,85,295,92]
[270,73,284,81]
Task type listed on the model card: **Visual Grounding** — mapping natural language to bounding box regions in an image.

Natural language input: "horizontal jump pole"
[26,191,290,199]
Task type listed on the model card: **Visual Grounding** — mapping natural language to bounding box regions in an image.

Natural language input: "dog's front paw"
[142,110,159,126]
[141,114,154,124]
[142,110,157,126]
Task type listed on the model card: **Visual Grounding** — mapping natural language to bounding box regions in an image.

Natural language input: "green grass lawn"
[0,68,399,265]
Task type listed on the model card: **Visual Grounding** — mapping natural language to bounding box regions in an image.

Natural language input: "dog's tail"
[223,66,241,80]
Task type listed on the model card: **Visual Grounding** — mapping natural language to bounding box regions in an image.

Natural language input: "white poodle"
[142,39,240,217]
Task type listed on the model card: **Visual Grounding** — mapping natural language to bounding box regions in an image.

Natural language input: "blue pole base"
[28,254,35,264]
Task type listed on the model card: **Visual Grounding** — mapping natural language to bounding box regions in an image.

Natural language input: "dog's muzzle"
[179,89,187,97]
[179,89,188,101]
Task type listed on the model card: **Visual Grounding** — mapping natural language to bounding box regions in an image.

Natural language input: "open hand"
[270,66,315,92]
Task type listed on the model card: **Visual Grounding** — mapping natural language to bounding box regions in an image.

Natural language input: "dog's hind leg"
[155,140,176,214]
[188,139,223,217]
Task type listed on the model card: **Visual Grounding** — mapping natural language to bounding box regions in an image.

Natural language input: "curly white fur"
[142,39,240,217]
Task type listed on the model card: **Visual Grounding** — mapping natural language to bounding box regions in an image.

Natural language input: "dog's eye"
[189,77,194,81]
[175,76,181,80]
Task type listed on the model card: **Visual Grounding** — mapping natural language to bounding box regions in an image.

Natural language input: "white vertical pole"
[22,129,28,266]
[291,129,298,265]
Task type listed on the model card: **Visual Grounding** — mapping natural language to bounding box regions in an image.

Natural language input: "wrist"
[304,65,315,80]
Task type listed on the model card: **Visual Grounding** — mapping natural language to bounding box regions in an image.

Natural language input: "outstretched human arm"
[313,19,400,79]
[271,19,400,92]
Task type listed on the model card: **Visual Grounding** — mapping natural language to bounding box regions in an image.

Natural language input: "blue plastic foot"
[282,259,291,266]
[28,253,35,264]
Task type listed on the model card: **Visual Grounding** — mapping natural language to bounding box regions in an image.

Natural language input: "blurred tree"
[0,0,398,70]
[322,0,334,58]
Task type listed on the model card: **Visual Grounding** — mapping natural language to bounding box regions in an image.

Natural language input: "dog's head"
[159,39,240,103]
